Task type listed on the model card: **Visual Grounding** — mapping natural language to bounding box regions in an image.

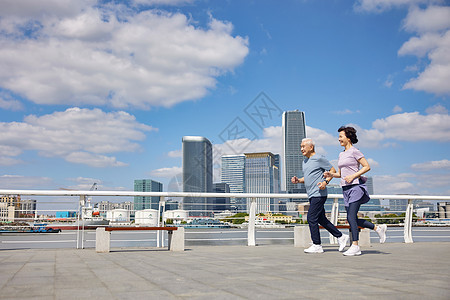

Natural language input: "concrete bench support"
[294,226,311,248]
[359,228,371,247]
[349,228,371,247]
[168,227,185,252]
[96,227,110,253]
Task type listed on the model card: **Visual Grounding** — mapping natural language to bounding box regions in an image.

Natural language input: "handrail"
[1,189,450,201]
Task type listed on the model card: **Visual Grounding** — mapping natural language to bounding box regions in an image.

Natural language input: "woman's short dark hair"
[338,126,358,144]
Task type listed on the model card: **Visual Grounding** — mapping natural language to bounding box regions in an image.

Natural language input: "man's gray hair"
[302,138,315,146]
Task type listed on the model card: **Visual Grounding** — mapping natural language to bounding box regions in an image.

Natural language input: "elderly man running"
[291,138,349,253]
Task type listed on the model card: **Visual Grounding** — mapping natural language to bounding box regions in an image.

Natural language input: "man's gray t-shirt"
[303,154,333,198]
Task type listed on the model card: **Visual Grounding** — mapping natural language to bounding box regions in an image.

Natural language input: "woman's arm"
[324,167,341,179]
[343,157,371,184]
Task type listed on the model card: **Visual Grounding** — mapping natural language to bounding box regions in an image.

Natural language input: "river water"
[1,227,450,250]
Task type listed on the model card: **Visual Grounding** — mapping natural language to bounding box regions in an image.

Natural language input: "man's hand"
[291,176,299,184]
[317,181,327,190]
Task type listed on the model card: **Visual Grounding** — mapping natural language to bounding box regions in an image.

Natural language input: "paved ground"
[1,242,449,300]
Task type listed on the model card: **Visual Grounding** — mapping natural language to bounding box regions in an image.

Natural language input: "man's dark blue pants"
[307,196,342,245]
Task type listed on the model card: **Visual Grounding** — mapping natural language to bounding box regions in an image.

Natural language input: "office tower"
[213,183,231,212]
[182,136,213,217]
[244,152,280,214]
[19,199,37,217]
[134,179,163,210]
[282,110,307,196]
[221,155,245,212]
[366,177,374,194]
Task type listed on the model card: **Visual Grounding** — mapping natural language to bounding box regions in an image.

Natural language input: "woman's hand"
[344,174,357,184]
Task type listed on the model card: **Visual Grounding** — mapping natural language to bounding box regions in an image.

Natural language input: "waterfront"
[1,227,450,250]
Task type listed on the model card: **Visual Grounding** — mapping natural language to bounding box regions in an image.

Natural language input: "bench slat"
[105,227,177,231]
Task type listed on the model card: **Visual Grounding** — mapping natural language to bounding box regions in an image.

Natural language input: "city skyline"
[0,1,449,198]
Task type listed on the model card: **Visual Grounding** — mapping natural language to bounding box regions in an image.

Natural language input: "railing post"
[161,197,166,247]
[248,198,256,246]
[329,198,339,245]
[404,199,414,243]
[157,197,165,248]
[76,195,86,249]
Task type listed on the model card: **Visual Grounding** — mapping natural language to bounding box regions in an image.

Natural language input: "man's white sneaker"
[304,244,324,253]
[337,234,349,252]
[376,224,387,244]
[343,244,361,256]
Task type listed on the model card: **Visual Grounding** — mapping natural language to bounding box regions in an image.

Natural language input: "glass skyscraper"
[213,182,231,212]
[221,155,245,212]
[182,136,213,217]
[134,179,163,210]
[244,152,280,214]
[282,110,307,196]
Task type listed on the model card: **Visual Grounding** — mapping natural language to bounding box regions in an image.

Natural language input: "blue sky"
[0,0,449,198]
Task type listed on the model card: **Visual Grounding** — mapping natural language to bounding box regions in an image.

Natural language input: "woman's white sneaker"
[376,224,387,243]
[343,244,361,256]
[304,244,324,253]
[337,234,349,252]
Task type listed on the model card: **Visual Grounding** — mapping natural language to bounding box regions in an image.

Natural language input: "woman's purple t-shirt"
[338,147,364,187]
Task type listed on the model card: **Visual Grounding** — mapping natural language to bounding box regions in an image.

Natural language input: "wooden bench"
[96,226,184,253]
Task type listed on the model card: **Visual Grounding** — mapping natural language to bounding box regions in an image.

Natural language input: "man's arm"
[291,176,304,184]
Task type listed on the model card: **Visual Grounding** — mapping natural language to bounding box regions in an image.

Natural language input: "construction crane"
[90,183,98,191]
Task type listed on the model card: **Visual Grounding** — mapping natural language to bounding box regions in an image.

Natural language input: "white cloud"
[66,152,128,168]
[355,2,450,96]
[373,174,417,194]
[398,6,450,96]
[372,111,450,141]
[0,107,155,167]
[411,159,450,171]
[367,158,380,168]
[393,105,403,113]
[131,0,195,6]
[0,92,23,111]
[0,3,249,109]
[0,174,53,189]
[168,149,182,158]
[402,5,450,33]
[333,109,361,115]
[306,126,337,146]
[150,166,182,178]
[425,103,448,114]
[354,0,441,13]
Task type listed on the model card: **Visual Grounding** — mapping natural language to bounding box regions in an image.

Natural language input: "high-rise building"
[134,179,163,210]
[221,155,245,212]
[244,152,280,214]
[182,136,213,217]
[282,110,307,197]
[213,183,231,212]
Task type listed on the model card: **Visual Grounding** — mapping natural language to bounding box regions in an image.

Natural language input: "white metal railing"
[1,189,450,248]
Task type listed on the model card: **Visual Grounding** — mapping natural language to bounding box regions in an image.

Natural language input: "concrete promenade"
[1,242,449,299]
